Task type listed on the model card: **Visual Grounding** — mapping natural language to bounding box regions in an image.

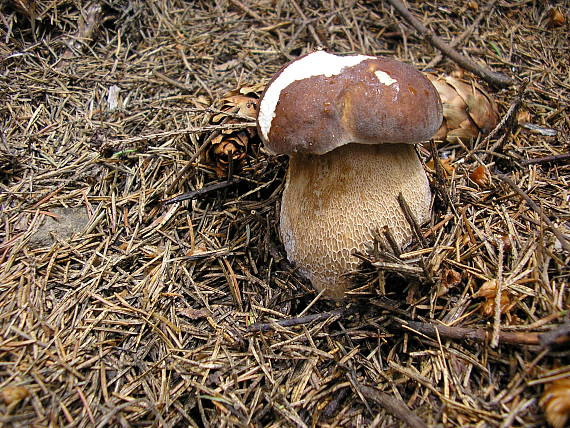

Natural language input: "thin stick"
[491,239,504,348]
[322,387,350,419]
[382,226,402,256]
[424,0,498,69]
[495,173,570,252]
[247,306,356,332]
[385,0,513,87]
[397,193,434,283]
[394,318,570,346]
[539,321,570,347]
[162,178,241,204]
[397,193,428,248]
[520,153,570,166]
[76,387,96,426]
[228,0,271,25]
[111,123,255,145]
[154,71,194,92]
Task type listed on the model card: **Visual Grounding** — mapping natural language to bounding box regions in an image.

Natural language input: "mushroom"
[257,51,442,299]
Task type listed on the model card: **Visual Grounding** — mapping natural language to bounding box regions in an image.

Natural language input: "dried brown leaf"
[441,269,462,287]
[547,8,566,28]
[221,95,258,119]
[469,165,490,187]
[426,157,455,177]
[0,385,30,405]
[476,280,512,318]
[540,378,570,428]
[517,109,532,124]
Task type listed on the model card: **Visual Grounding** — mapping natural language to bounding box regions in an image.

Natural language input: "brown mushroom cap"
[257,50,442,155]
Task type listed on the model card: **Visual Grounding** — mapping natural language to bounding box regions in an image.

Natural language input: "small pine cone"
[540,378,570,428]
[210,131,249,177]
[425,74,499,143]
[205,83,264,177]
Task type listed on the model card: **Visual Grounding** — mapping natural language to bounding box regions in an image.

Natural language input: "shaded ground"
[1,1,569,427]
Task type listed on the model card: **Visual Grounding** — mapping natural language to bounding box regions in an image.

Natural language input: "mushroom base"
[280,143,431,299]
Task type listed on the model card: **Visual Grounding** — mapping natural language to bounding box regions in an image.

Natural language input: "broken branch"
[385,0,513,87]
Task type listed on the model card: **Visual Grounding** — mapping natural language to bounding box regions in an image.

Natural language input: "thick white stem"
[279,143,431,299]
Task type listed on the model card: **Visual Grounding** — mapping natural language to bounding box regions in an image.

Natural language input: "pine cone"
[425,74,499,143]
[209,131,250,176]
[206,84,263,177]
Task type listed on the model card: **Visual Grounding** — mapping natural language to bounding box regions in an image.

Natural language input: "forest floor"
[1,1,569,427]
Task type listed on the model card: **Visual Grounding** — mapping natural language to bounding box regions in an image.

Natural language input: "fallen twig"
[490,239,505,348]
[228,0,271,26]
[425,0,499,69]
[393,318,570,346]
[397,193,428,248]
[539,320,570,347]
[154,71,194,92]
[247,306,357,332]
[520,153,570,166]
[397,193,434,283]
[381,225,402,256]
[322,387,350,419]
[162,178,240,204]
[385,0,513,87]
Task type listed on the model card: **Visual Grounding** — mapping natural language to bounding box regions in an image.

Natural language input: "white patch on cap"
[374,70,400,100]
[257,51,373,142]
[374,70,397,86]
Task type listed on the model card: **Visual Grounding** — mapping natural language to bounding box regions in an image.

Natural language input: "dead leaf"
[517,109,532,124]
[476,279,513,318]
[469,165,490,187]
[441,269,462,287]
[214,59,240,72]
[467,1,479,11]
[426,157,455,178]
[547,8,566,28]
[540,377,570,428]
[0,385,29,405]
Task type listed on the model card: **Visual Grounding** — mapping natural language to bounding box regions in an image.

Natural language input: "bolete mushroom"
[257,51,442,299]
